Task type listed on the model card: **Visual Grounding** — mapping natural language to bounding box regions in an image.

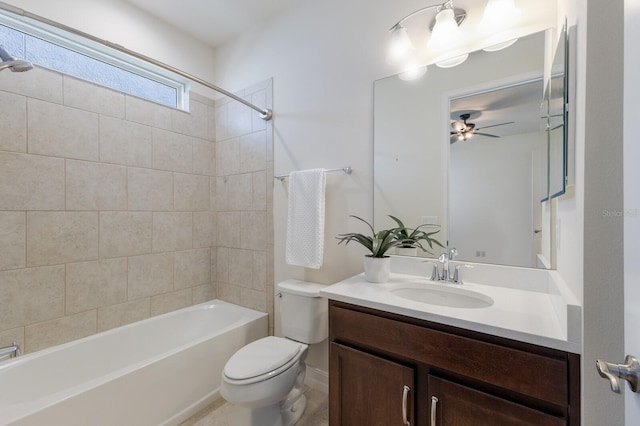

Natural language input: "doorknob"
[596,355,639,393]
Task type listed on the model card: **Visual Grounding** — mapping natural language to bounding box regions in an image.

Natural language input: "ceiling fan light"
[479,0,521,34]
[428,8,463,51]
[436,53,469,68]
[387,25,415,64]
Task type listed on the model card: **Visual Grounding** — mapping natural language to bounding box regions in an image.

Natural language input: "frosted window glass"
[1,24,178,108]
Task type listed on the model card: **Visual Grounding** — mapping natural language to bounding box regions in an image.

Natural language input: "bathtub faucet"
[0,341,20,360]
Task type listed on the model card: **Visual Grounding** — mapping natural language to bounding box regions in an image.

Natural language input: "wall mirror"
[374,28,567,269]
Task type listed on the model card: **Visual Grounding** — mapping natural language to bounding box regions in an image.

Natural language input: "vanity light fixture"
[387,0,467,70]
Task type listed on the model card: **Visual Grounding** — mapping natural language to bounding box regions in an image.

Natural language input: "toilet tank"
[277,280,328,344]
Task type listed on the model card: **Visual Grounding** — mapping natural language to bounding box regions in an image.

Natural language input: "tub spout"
[0,341,20,360]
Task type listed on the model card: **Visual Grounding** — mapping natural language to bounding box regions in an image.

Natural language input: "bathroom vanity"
[321,266,581,425]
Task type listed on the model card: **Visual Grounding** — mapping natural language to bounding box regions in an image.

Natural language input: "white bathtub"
[0,300,268,426]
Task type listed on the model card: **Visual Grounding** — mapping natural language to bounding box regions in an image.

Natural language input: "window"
[0,13,189,109]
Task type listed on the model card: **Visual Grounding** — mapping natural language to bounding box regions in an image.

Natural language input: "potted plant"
[388,215,444,256]
[336,215,404,283]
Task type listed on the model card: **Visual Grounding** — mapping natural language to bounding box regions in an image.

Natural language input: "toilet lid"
[224,336,303,380]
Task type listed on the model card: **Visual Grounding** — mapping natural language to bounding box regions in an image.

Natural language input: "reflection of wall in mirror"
[449,131,545,268]
[373,31,546,262]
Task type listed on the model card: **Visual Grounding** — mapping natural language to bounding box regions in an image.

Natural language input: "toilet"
[220,280,328,426]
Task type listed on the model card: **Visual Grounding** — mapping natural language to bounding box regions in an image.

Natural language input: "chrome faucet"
[0,341,20,360]
[433,248,462,284]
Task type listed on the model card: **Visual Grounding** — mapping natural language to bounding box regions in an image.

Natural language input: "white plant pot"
[395,247,418,256]
[363,256,391,283]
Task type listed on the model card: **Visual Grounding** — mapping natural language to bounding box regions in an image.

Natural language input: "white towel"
[285,169,327,269]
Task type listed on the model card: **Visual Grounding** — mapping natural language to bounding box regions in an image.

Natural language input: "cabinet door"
[330,343,415,426]
[428,376,566,426]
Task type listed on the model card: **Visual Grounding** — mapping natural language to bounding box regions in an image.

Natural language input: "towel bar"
[274,167,352,181]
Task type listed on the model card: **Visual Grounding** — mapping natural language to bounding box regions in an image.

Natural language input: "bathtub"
[0,300,268,426]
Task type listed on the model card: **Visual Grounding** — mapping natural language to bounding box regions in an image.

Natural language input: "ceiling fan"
[450,113,514,143]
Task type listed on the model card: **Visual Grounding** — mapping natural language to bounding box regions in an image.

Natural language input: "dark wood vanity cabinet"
[328,301,580,426]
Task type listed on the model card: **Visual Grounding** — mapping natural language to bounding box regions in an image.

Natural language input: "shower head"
[0,46,33,72]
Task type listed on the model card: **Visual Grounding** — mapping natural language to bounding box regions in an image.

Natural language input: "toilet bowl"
[220,280,328,426]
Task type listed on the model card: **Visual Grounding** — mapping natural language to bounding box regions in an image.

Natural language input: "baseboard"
[304,366,328,394]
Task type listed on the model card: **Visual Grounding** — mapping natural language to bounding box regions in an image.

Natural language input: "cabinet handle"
[402,385,410,426]
[430,396,439,426]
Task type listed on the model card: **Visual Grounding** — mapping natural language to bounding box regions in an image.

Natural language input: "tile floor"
[180,387,328,426]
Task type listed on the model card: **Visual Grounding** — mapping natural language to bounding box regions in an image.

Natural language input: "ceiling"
[125,0,296,47]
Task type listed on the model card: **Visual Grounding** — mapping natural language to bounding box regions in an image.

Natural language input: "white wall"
[213,0,556,374]
[2,0,217,97]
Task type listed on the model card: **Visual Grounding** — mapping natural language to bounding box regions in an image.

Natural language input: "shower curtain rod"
[0,2,272,121]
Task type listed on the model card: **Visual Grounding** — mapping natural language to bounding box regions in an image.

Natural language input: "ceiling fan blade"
[475,132,500,138]
[476,121,514,130]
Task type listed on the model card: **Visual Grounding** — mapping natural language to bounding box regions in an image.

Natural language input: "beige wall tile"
[99,116,152,168]
[252,171,267,210]
[240,287,267,312]
[99,212,152,258]
[0,90,27,152]
[218,282,242,305]
[214,103,228,142]
[217,212,240,248]
[251,89,268,133]
[152,129,193,173]
[27,212,99,267]
[97,298,150,332]
[0,152,65,210]
[128,252,174,299]
[216,247,229,283]
[66,258,127,314]
[210,248,217,284]
[0,327,24,355]
[63,76,125,118]
[66,160,127,210]
[252,251,267,292]
[150,289,192,316]
[27,99,99,161]
[227,173,253,211]
[125,95,172,131]
[174,173,210,211]
[215,177,228,211]
[227,100,252,138]
[172,99,208,139]
[240,211,267,251]
[0,265,65,332]
[174,248,211,289]
[238,131,267,173]
[0,67,62,103]
[25,310,96,353]
[228,248,253,287]
[0,212,25,271]
[192,283,216,304]
[193,211,215,249]
[127,167,173,211]
[193,138,214,176]
[216,138,239,176]
[152,212,192,252]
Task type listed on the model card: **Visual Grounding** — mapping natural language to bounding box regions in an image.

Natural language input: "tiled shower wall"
[213,80,275,334]
[0,67,273,353]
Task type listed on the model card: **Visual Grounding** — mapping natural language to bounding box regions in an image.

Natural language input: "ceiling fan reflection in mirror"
[450,112,514,143]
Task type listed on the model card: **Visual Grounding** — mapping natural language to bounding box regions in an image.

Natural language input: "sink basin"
[390,284,494,309]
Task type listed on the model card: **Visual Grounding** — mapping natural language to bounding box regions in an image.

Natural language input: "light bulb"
[482,38,518,52]
[428,8,463,51]
[387,25,414,64]
[479,0,522,34]
[398,62,427,81]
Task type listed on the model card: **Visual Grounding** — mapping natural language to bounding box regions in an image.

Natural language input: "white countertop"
[320,272,581,354]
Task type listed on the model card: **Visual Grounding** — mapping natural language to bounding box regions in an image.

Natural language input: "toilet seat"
[223,336,306,385]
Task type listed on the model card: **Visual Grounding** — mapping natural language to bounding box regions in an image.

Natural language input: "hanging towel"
[285,168,327,269]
